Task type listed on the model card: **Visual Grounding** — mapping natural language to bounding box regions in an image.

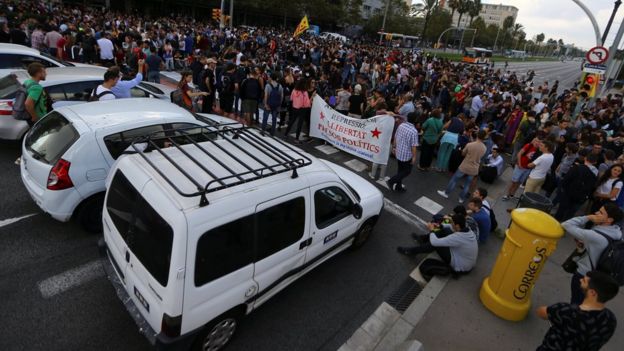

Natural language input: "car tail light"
[161,313,182,338]
[0,100,13,115]
[47,159,74,190]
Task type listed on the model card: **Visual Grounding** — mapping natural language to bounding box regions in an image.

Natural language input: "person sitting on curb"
[536,271,618,351]
[467,197,491,244]
[397,213,478,279]
[561,203,623,305]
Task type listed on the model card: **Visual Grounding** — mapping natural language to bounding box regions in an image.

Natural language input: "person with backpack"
[16,62,47,126]
[219,63,237,119]
[536,271,619,351]
[171,71,209,112]
[261,73,283,136]
[561,203,623,305]
[555,153,599,221]
[91,70,120,102]
[239,69,263,126]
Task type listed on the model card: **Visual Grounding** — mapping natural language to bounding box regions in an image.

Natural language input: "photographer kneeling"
[397,213,478,279]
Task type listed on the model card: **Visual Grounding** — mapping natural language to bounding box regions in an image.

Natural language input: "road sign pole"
[599,18,624,97]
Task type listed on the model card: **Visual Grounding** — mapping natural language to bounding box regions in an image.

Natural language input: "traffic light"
[212,9,221,21]
[580,72,599,97]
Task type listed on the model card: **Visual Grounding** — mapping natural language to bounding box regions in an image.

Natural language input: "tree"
[500,15,515,49]
[412,0,439,42]
[456,0,470,28]
[468,0,482,26]
[448,0,460,19]
[344,0,364,26]
[423,6,452,45]
[510,23,524,49]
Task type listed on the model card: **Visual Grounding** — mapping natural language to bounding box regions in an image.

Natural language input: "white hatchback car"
[0,67,176,140]
[20,98,219,232]
[0,43,98,77]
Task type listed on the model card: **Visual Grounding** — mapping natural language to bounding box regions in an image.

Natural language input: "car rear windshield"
[0,74,20,99]
[106,170,173,287]
[138,82,164,95]
[25,111,79,165]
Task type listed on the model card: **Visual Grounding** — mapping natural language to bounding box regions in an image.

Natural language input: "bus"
[462,47,492,65]
[506,50,527,59]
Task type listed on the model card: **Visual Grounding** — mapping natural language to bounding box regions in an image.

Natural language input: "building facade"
[441,1,518,28]
[361,0,413,20]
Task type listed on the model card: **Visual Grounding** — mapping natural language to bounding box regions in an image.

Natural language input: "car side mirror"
[352,203,363,219]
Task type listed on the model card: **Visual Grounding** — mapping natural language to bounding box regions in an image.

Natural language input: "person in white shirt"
[485,146,504,176]
[92,70,119,101]
[469,92,483,119]
[97,32,115,66]
[525,140,554,193]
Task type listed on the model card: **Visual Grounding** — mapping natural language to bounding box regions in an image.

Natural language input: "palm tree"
[412,0,439,42]
[448,0,460,19]
[510,23,524,48]
[501,15,515,49]
[456,0,470,28]
[468,0,482,26]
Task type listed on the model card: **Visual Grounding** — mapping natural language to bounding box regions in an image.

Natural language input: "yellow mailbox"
[480,208,564,321]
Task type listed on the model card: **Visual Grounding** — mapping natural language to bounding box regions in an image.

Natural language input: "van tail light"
[47,159,74,190]
[161,313,182,338]
[0,101,13,115]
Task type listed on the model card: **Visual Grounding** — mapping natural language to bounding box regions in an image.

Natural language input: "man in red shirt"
[502,137,541,200]
[56,32,70,61]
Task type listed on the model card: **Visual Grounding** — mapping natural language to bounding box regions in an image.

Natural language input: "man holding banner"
[387,114,419,192]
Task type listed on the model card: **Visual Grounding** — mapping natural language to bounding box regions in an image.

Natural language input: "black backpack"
[482,204,498,232]
[89,88,115,102]
[592,230,624,286]
[12,81,41,120]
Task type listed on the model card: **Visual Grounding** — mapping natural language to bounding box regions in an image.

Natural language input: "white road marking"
[344,159,368,172]
[38,260,104,299]
[414,196,444,215]
[383,198,428,227]
[315,144,339,155]
[0,213,37,228]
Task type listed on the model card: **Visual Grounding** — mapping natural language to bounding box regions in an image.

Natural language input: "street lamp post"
[603,0,622,44]
[380,0,390,45]
[571,0,603,45]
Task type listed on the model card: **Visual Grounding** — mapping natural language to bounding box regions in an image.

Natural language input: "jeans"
[164,57,174,71]
[444,169,474,201]
[147,70,160,83]
[262,108,279,135]
[388,160,413,189]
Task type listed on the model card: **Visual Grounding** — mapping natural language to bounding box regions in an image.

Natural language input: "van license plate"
[134,286,150,312]
[324,231,338,244]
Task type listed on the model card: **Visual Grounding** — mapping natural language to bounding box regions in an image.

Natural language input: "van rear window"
[107,171,173,286]
[25,111,79,165]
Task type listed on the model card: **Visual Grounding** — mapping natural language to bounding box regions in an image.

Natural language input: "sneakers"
[502,195,515,201]
[14,157,21,165]
[458,198,464,204]
[437,190,449,199]
[386,180,395,191]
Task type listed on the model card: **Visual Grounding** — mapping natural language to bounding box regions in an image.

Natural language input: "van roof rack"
[129,125,312,207]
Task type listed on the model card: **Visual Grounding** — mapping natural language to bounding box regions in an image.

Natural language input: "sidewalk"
[342,167,624,351]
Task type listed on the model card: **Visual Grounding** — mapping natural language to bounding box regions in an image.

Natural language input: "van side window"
[195,215,254,287]
[256,197,306,261]
[314,187,353,229]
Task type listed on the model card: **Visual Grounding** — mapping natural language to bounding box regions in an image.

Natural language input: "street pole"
[220,0,225,29]
[493,25,501,52]
[458,29,465,52]
[471,28,477,47]
[437,27,458,52]
[602,0,622,44]
[599,19,624,97]
[229,0,234,28]
[380,0,390,45]
[571,0,603,45]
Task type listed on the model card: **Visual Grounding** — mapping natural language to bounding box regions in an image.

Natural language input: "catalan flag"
[293,15,310,37]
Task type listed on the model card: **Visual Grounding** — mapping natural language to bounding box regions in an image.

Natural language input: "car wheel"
[77,195,104,233]
[351,219,375,249]
[193,312,240,351]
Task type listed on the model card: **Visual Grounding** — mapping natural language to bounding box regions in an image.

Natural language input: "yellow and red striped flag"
[293,16,310,37]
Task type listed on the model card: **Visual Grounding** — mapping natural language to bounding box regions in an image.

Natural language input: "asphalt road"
[0,60,579,351]
[0,137,418,351]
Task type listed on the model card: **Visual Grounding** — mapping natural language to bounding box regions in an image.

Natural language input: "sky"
[485,0,622,50]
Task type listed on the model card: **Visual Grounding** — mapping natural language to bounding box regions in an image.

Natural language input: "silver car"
[0,67,175,140]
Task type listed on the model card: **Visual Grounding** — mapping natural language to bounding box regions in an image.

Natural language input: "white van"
[99,126,384,350]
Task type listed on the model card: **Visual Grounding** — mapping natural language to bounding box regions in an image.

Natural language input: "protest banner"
[310,96,394,165]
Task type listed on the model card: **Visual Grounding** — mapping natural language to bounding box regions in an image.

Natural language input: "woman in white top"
[592,164,623,212]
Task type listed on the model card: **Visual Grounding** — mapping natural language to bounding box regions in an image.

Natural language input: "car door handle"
[245,285,257,297]
[299,238,312,250]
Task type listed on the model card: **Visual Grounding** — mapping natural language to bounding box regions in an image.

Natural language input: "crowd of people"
[2,1,624,350]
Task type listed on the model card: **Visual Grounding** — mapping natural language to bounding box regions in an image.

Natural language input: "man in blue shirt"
[110,62,144,99]
[468,197,491,243]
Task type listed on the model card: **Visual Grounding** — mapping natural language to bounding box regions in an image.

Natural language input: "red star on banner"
[320,111,325,120]
[371,127,382,138]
